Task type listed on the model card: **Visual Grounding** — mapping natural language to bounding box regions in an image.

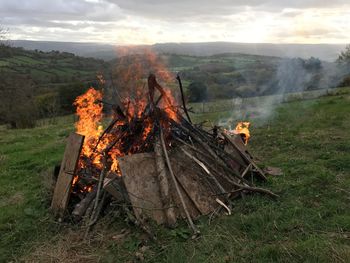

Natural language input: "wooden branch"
[160,128,199,234]
[239,184,279,198]
[171,126,251,185]
[89,154,108,223]
[222,132,267,180]
[72,186,97,220]
[176,74,192,124]
[210,164,278,199]
[154,133,177,227]
[180,148,227,196]
[241,163,252,179]
[148,74,174,108]
[91,117,120,154]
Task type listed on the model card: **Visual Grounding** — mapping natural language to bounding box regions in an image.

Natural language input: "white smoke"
[219,57,350,127]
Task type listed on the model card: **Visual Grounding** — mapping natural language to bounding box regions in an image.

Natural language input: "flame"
[233,122,251,145]
[72,175,79,186]
[72,50,179,194]
[161,89,179,123]
[74,88,104,167]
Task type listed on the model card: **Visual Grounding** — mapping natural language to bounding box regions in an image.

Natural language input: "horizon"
[8,40,350,46]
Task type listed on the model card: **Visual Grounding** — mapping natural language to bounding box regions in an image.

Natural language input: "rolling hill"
[0,44,108,89]
[11,40,346,61]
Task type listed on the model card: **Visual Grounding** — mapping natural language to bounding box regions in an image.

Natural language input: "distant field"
[0,93,349,262]
[189,87,350,117]
[0,47,107,89]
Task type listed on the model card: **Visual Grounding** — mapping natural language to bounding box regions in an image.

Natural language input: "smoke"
[220,56,350,128]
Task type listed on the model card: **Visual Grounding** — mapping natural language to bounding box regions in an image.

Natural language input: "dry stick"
[180,148,233,209]
[176,74,192,124]
[92,156,108,218]
[180,148,228,197]
[87,191,107,227]
[221,132,267,180]
[148,74,173,107]
[241,163,252,178]
[85,154,108,237]
[154,133,177,227]
[192,126,247,168]
[214,189,244,197]
[208,166,279,199]
[239,163,252,186]
[172,125,251,185]
[91,118,119,154]
[160,128,199,234]
[223,184,279,198]
[72,186,97,220]
[173,136,276,199]
[178,118,245,168]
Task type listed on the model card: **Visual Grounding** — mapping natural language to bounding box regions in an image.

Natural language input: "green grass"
[0,116,75,261]
[0,46,105,87]
[0,95,349,262]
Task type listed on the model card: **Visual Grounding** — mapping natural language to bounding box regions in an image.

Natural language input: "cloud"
[0,0,124,22]
[109,0,350,19]
[0,0,350,44]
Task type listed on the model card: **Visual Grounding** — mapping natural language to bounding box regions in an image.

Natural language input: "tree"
[58,82,87,113]
[304,57,322,71]
[337,44,350,64]
[187,81,208,102]
[336,45,350,87]
[0,73,38,128]
[0,25,9,46]
[0,25,5,41]
[36,92,59,122]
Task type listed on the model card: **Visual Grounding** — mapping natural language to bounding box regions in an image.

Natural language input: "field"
[0,46,106,88]
[0,94,350,262]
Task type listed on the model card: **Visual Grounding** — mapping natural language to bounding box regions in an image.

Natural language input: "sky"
[1,0,350,44]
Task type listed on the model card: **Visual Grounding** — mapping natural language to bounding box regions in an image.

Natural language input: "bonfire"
[51,53,277,237]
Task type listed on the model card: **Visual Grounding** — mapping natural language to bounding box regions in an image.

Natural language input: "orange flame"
[233,122,251,145]
[74,88,104,167]
[73,50,179,193]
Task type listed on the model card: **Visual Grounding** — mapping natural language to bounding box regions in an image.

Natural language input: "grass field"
[0,46,106,88]
[0,94,349,262]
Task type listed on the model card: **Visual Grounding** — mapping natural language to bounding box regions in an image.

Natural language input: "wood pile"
[51,74,278,237]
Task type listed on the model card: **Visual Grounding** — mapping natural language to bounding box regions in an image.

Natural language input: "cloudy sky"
[1,0,350,44]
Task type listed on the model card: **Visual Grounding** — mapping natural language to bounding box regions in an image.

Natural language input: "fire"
[74,88,104,167]
[233,122,251,145]
[72,50,179,193]
[72,175,79,186]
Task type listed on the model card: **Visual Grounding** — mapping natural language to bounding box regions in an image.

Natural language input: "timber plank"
[51,133,84,218]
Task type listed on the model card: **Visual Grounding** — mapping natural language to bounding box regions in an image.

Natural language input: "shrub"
[0,73,38,128]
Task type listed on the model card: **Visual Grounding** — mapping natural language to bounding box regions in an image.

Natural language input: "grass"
[0,95,349,262]
[0,47,105,87]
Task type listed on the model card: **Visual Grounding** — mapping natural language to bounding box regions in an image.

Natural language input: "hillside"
[11,40,346,61]
[162,53,344,100]
[0,93,349,262]
[0,44,108,89]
